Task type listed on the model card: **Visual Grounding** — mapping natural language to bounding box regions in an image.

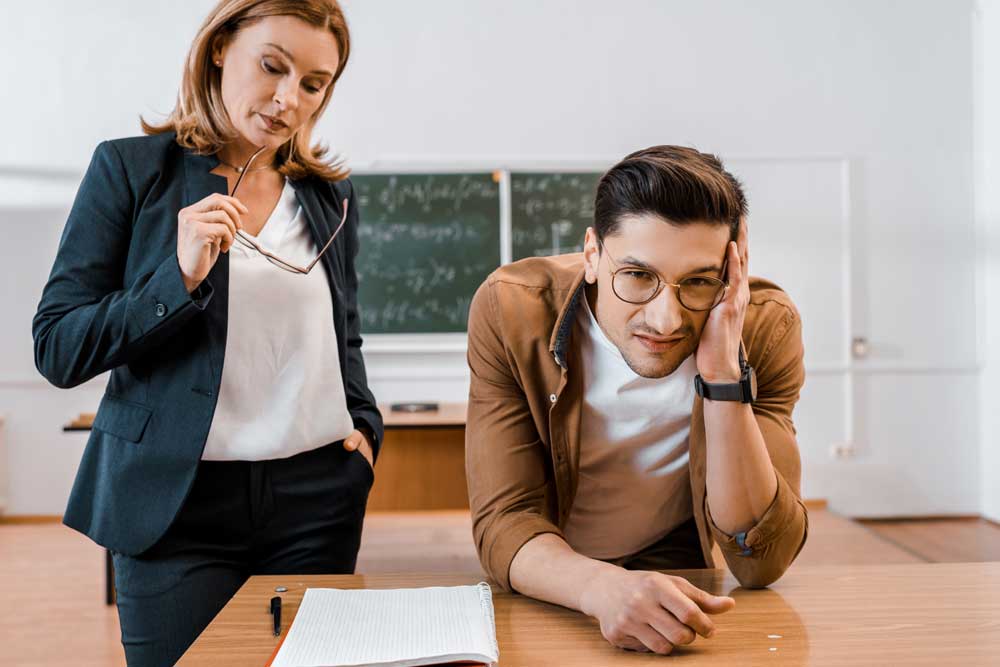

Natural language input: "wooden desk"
[177,563,1000,666]
[382,402,466,429]
[62,403,467,432]
[368,402,468,511]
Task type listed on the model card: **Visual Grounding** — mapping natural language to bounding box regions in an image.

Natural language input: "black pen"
[270,596,282,636]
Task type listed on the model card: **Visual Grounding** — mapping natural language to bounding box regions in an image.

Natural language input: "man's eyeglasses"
[601,243,728,311]
[230,146,347,275]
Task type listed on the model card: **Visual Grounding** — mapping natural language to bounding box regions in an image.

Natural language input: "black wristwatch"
[694,350,757,403]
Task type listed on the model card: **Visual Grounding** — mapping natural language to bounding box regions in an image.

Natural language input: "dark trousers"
[606,516,708,571]
[111,442,373,667]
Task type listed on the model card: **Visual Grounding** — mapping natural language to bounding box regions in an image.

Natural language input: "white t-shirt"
[201,180,355,461]
[562,294,697,559]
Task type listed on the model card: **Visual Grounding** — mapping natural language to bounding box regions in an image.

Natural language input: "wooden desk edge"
[65,403,468,431]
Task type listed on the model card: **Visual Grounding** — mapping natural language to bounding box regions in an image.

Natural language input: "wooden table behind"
[178,562,1000,666]
[368,403,468,511]
[66,403,470,511]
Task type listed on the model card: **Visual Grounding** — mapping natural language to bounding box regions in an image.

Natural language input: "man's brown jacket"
[465,253,808,591]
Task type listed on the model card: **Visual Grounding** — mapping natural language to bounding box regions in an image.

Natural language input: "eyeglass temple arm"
[304,198,349,272]
[229,145,269,197]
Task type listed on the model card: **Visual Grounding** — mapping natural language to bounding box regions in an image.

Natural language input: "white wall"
[0,1,981,517]
[976,0,1000,524]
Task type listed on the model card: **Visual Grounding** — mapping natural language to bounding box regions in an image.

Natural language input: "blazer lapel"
[292,179,345,300]
[292,179,349,375]
[182,149,230,387]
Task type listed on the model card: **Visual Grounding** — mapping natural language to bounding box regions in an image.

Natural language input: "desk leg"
[105,548,115,606]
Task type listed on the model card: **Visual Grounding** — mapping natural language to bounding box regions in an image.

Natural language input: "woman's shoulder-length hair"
[142,0,351,182]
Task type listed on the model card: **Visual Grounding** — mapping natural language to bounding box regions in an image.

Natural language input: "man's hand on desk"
[578,568,735,655]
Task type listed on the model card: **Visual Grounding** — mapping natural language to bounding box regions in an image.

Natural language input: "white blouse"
[201,180,355,461]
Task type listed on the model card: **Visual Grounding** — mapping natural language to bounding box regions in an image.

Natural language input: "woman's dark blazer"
[32,132,384,556]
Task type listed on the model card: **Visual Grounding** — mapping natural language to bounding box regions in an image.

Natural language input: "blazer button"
[155,303,167,317]
[549,393,557,404]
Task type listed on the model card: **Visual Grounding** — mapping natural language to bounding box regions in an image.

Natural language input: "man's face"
[583,215,731,378]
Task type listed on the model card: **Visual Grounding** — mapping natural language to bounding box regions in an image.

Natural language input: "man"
[465,145,807,655]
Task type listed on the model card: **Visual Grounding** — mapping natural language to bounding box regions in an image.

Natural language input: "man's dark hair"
[594,145,747,243]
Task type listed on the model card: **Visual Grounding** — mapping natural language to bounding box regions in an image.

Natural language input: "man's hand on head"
[578,567,735,654]
[696,217,751,382]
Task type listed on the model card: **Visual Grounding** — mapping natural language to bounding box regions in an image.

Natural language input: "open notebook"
[268,583,499,667]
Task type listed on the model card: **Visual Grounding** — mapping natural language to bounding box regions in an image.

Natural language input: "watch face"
[747,367,758,402]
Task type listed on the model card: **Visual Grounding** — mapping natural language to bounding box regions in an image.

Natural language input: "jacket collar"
[182,149,227,207]
[548,268,588,369]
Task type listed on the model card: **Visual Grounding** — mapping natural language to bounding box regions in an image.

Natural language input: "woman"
[32,2,382,665]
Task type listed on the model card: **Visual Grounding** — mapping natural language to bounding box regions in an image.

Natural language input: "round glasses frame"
[601,244,729,312]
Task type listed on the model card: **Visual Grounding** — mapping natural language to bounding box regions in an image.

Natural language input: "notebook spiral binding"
[476,581,500,660]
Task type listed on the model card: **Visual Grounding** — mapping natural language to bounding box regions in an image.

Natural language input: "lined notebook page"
[270,583,499,667]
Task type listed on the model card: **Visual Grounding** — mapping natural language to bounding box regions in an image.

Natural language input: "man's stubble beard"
[618,335,700,379]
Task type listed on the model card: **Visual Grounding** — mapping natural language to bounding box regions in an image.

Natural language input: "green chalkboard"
[511,172,602,260]
[353,173,501,334]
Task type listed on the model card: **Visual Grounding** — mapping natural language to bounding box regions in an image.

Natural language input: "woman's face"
[213,15,340,152]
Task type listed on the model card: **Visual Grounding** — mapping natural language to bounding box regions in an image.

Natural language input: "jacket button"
[155,303,167,317]
[549,393,557,403]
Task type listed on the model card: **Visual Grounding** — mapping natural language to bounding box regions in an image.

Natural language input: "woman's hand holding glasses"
[176,192,248,294]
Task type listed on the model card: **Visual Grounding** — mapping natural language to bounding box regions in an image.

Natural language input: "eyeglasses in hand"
[230,146,347,275]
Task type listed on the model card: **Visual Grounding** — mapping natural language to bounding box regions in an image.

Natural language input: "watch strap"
[695,347,756,403]
[694,374,750,402]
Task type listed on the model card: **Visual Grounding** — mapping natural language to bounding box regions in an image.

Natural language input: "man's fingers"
[657,586,716,638]
[729,240,749,296]
[646,606,697,646]
[626,624,674,655]
[722,243,735,283]
[674,578,736,616]
[703,595,737,615]
[720,242,743,304]
[737,217,750,272]
[611,634,647,652]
